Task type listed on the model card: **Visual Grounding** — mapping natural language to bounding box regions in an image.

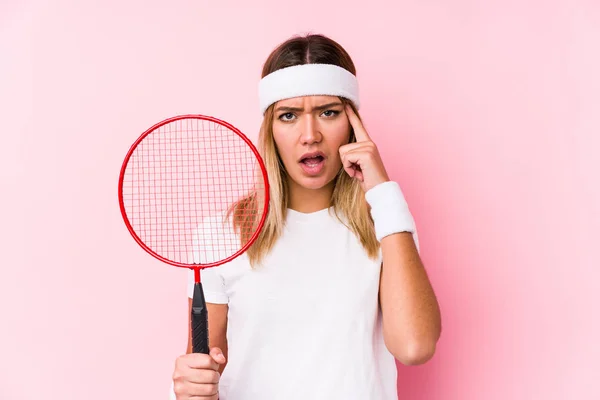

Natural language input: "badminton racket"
[118,114,269,354]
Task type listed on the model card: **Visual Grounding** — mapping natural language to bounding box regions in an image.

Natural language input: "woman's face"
[272,95,351,191]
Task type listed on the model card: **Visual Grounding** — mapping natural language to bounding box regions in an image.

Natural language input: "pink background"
[2,1,599,399]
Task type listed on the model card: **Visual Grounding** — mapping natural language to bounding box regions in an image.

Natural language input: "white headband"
[258,63,360,114]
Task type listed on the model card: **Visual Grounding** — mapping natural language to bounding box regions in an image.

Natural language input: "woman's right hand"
[172,347,227,400]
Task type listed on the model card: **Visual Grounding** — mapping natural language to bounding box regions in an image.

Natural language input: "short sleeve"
[187,267,228,304]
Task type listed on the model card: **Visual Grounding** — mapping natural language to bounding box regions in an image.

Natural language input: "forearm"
[379,232,441,365]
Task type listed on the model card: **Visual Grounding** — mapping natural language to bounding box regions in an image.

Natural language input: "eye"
[278,112,296,121]
[321,110,340,118]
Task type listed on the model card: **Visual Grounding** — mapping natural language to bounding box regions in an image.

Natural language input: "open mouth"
[300,155,325,166]
[298,152,326,175]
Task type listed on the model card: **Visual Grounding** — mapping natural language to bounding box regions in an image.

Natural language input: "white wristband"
[365,181,416,242]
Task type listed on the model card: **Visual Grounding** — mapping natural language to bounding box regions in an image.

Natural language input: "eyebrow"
[274,101,343,113]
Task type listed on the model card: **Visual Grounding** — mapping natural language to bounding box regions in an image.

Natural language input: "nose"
[299,114,321,145]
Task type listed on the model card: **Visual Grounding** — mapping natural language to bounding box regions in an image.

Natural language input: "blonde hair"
[228,34,380,268]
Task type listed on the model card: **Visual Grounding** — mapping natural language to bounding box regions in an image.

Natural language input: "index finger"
[184,353,220,370]
[345,104,371,142]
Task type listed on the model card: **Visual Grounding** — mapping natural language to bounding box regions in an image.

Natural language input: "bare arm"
[186,298,229,375]
[379,232,441,366]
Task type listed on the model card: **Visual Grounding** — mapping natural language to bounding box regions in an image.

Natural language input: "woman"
[171,33,441,400]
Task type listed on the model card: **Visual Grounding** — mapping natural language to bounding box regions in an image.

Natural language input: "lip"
[298,151,326,163]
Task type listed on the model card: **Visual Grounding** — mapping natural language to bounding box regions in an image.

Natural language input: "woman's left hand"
[339,104,390,192]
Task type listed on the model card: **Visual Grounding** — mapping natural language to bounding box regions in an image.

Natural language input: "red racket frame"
[117,114,270,282]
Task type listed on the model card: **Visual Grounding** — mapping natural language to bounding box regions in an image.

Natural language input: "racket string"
[122,118,266,265]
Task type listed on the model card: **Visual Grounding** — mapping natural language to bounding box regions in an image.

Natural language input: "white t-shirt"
[178,207,417,400]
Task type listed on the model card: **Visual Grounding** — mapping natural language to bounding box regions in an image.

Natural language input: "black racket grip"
[191,282,209,354]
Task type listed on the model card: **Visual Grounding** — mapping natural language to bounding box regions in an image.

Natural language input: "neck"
[287,178,334,213]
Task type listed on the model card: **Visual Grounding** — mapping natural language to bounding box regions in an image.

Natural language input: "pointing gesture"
[339,104,390,192]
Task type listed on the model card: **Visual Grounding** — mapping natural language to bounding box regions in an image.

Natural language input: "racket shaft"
[191,282,209,354]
